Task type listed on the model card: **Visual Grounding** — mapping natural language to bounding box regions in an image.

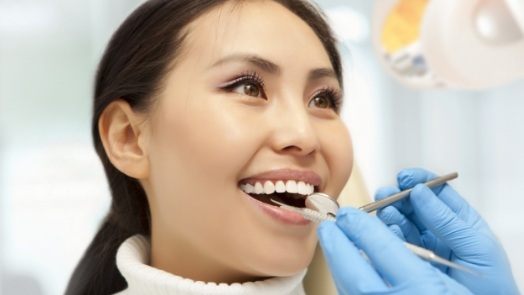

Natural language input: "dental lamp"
[373,0,524,89]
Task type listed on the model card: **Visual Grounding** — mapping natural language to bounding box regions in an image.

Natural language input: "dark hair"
[65,0,343,294]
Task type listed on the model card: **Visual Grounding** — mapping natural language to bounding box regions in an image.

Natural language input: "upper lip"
[239,168,323,190]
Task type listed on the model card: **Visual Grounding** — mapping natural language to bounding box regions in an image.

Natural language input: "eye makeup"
[217,70,343,113]
[219,71,268,98]
[310,86,343,113]
[219,71,266,90]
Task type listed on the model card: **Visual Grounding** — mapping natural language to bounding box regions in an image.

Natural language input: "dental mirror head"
[305,192,339,217]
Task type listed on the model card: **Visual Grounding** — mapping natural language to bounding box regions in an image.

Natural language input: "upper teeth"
[240,180,315,196]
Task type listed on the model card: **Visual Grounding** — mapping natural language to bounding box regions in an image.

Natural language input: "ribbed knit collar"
[115,235,307,295]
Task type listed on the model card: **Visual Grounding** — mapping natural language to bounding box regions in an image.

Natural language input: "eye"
[233,82,262,97]
[220,72,266,99]
[308,87,342,112]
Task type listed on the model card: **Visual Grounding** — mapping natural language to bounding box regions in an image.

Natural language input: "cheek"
[322,122,353,195]
[146,96,264,219]
[153,96,254,169]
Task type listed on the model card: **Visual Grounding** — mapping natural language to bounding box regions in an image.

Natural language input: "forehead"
[177,0,333,72]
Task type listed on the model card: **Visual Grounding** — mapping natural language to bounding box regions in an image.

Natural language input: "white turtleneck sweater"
[114,235,307,295]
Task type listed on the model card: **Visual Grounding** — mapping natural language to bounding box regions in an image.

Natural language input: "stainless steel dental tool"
[359,172,458,213]
[271,172,477,275]
[273,172,459,222]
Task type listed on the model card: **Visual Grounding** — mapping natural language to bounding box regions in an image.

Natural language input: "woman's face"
[142,0,353,283]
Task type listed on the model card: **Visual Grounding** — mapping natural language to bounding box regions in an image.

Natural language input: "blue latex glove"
[318,207,473,294]
[375,168,519,295]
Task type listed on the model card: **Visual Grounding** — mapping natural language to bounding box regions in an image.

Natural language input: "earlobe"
[98,99,150,179]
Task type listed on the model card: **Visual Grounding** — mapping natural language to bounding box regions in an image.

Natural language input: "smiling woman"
[65,0,353,294]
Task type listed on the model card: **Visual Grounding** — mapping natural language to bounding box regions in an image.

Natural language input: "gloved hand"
[318,207,473,295]
[375,168,519,295]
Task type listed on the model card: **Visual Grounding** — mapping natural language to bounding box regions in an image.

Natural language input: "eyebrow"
[210,54,339,83]
[308,68,338,81]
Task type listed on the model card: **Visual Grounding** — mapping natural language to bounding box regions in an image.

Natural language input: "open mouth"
[239,180,319,209]
[247,191,306,208]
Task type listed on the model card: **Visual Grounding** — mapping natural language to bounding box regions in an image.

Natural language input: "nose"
[269,103,320,157]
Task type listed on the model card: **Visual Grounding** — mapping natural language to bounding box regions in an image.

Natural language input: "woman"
[66,0,352,294]
[66,0,520,294]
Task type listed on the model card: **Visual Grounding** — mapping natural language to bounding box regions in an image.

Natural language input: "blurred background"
[0,0,522,294]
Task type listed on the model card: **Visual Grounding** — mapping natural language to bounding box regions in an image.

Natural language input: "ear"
[98,99,150,179]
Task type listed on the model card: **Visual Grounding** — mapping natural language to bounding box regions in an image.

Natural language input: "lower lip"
[242,191,311,226]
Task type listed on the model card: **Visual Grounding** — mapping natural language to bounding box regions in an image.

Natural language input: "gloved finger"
[335,207,434,286]
[317,221,388,293]
[378,206,421,244]
[409,184,485,258]
[435,270,476,294]
[374,186,406,212]
[432,184,484,228]
[388,224,406,240]
[395,168,487,263]
[397,168,475,219]
[375,184,427,233]
[397,168,439,190]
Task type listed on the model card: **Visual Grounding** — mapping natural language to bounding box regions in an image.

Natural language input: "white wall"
[0,1,142,294]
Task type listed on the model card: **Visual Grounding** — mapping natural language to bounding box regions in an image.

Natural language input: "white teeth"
[243,183,254,193]
[306,184,314,195]
[264,181,275,194]
[275,180,286,193]
[286,180,298,193]
[254,182,264,194]
[241,179,317,196]
[297,181,307,195]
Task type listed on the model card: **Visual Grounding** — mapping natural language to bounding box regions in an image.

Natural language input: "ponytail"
[65,171,150,295]
[65,218,129,294]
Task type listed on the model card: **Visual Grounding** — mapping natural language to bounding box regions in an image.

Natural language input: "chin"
[253,245,315,277]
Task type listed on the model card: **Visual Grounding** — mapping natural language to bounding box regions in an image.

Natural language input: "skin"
[99,0,353,284]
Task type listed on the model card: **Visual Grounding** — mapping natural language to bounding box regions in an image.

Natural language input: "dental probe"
[302,172,458,217]
[272,199,478,275]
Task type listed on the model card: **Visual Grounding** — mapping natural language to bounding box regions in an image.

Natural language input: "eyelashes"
[220,71,267,99]
[311,86,343,112]
[222,71,266,90]
[219,71,343,113]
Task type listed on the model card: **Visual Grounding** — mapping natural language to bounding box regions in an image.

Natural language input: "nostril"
[280,143,318,157]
